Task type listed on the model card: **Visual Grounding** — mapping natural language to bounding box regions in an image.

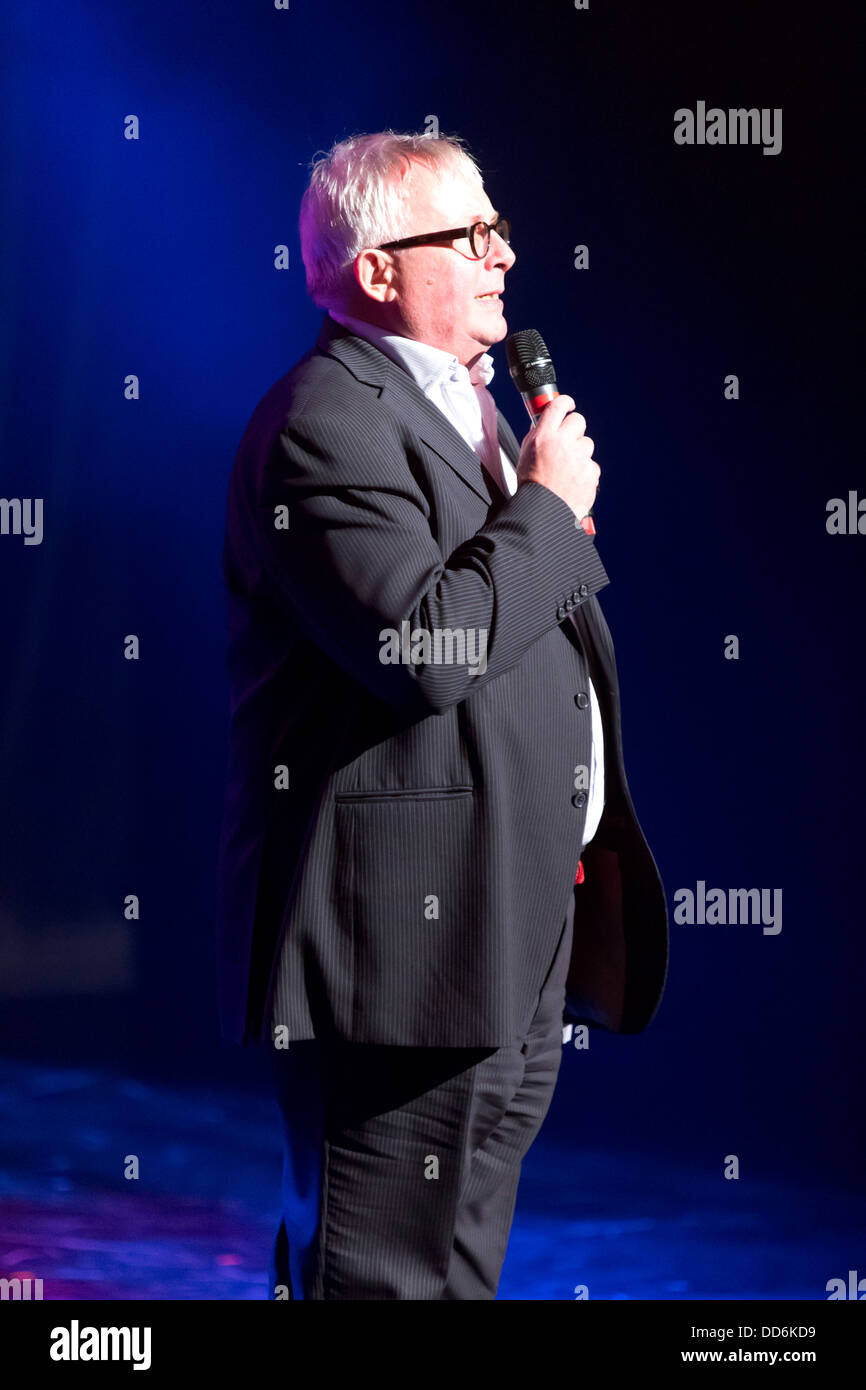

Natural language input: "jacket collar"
[315,313,519,505]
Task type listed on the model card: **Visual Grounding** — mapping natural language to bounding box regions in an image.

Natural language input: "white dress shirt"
[329,310,604,848]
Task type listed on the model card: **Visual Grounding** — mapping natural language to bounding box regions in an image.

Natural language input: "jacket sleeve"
[246,399,610,715]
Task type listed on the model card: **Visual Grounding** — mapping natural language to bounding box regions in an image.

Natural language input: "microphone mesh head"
[505,330,557,391]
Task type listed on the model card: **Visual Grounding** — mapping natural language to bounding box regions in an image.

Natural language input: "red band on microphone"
[531,390,559,412]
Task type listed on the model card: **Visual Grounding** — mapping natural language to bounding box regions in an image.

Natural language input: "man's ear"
[354,249,398,304]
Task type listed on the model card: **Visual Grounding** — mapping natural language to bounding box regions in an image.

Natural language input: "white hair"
[299,131,484,312]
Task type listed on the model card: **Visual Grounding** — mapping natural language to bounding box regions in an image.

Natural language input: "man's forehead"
[407,163,493,219]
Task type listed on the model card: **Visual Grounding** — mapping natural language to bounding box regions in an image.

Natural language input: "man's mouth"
[476,292,502,300]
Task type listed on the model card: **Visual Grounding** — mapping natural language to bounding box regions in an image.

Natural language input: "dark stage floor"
[0,1059,859,1300]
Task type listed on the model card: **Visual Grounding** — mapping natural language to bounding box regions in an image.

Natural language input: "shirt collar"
[329,311,495,392]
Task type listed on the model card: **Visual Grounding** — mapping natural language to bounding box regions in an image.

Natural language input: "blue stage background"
[0,0,862,1298]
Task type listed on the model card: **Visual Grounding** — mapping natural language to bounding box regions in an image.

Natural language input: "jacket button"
[572,791,587,808]
[570,589,581,602]
[574,692,589,709]
[565,597,575,611]
[578,583,588,597]
[557,605,567,620]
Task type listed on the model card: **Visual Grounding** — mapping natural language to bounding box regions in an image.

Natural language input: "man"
[215,131,668,1300]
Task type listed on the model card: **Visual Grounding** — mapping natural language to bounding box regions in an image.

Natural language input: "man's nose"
[488,231,515,269]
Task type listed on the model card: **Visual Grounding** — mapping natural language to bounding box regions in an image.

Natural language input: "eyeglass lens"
[470,218,511,257]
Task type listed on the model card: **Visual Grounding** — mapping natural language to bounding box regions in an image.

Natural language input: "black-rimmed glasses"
[377,215,511,261]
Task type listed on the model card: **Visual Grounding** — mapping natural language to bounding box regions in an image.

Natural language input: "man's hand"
[515,395,600,522]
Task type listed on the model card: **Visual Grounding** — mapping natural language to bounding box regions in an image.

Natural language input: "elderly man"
[215,131,668,1300]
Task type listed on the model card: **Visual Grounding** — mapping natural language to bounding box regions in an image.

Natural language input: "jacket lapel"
[316,314,493,506]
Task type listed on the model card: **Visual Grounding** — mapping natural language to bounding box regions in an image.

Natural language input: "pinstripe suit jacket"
[215,313,668,1047]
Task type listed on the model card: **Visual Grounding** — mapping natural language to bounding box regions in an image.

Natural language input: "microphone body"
[505,331,596,536]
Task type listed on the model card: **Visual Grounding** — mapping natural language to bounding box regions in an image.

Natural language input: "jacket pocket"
[334,786,474,804]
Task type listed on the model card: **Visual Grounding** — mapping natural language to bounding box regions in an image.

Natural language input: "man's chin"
[473,308,508,347]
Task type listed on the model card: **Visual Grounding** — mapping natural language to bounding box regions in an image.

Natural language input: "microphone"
[505,329,596,536]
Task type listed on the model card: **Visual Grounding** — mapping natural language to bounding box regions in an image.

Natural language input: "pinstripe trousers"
[267,885,576,1300]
